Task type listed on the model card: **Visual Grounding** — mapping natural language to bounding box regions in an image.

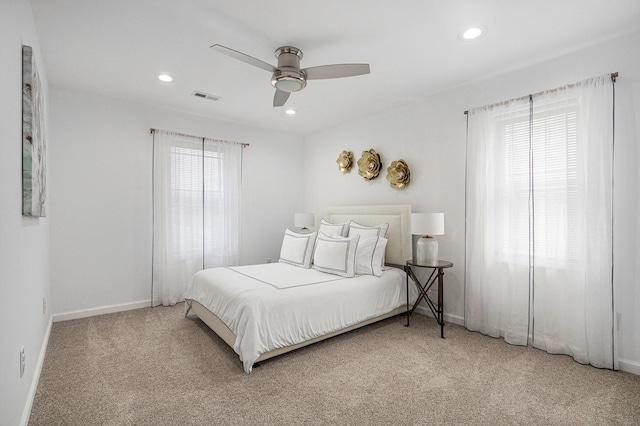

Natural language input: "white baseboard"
[618,358,640,376]
[21,316,53,426]
[53,299,151,322]
[414,305,464,326]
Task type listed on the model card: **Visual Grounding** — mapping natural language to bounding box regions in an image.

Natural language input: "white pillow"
[355,236,388,276]
[312,233,360,278]
[279,229,318,268]
[348,220,389,239]
[317,218,349,237]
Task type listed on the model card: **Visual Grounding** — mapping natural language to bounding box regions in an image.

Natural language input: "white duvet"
[184,262,409,373]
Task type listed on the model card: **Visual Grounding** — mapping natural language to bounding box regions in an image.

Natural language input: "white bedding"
[184,262,408,373]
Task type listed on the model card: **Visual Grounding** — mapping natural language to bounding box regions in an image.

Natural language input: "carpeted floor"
[29,303,640,425]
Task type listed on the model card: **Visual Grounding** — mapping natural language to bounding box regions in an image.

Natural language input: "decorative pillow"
[348,221,389,239]
[317,218,350,237]
[279,229,318,268]
[355,236,388,276]
[312,233,360,278]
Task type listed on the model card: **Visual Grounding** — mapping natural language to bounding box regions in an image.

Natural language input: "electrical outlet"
[43,296,46,314]
[20,347,25,378]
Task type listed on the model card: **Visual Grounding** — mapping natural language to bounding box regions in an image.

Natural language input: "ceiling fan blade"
[210,44,277,73]
[273,89,290,107]
[303,63,370,80]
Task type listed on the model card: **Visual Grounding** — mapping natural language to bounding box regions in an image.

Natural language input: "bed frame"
[188,204,412,365]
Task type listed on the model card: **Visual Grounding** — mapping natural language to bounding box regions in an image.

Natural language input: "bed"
[184,205,414,373]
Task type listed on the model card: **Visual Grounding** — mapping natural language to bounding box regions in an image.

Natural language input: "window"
[465,74,615,368]
[152,130,243,306]
[170,145,226,260]
[495,104,579,267]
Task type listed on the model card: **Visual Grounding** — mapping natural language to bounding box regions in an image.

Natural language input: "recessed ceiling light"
[285,109,296,115]
[459,25,487,41]
[156,73,175,83]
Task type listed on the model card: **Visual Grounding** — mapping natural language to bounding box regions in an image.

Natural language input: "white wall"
[48,88,305,317]
[0,1,52,424]
[304,34,640,373]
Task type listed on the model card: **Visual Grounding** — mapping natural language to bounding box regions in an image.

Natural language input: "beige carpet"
[29,303,640,425]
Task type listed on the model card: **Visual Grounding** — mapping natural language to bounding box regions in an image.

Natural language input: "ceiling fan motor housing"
[271,46,307,92]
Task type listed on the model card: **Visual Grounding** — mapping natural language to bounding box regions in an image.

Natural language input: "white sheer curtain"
[465,96,532,345]
[465,74,615,368]
[152,130,243,307]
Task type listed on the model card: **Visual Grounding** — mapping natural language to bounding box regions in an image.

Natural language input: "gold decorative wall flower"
[386,159,411,189]
[336,150,353,173]
[357,149,382,181]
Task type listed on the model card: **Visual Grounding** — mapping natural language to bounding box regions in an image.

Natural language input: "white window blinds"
[496,104,580,266]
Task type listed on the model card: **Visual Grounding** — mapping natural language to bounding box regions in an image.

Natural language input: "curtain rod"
[463,72,618,115]
[149,128,249,147]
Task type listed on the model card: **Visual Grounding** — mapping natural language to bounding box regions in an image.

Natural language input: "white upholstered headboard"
[323,205,412,266]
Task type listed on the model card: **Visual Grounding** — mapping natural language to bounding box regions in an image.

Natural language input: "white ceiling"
[30,0,640,136]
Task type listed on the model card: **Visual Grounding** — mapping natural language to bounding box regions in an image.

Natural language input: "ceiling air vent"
[191,91,221,101]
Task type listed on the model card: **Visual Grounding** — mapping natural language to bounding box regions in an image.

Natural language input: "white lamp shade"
[294,213,315,228]
[411,213,445,236]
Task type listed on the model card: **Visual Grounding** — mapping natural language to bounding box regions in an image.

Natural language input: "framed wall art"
[22,45,46,217]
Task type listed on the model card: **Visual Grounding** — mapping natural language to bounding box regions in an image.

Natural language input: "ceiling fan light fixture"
[271,69,306,92]
[274,78,304,92]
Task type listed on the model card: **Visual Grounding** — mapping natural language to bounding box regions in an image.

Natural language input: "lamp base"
[416,236,438,265]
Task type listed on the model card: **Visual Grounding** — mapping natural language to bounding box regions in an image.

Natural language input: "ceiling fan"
[211,44,370,107]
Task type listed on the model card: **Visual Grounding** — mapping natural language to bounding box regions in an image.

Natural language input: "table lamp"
[411,213,444,265]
